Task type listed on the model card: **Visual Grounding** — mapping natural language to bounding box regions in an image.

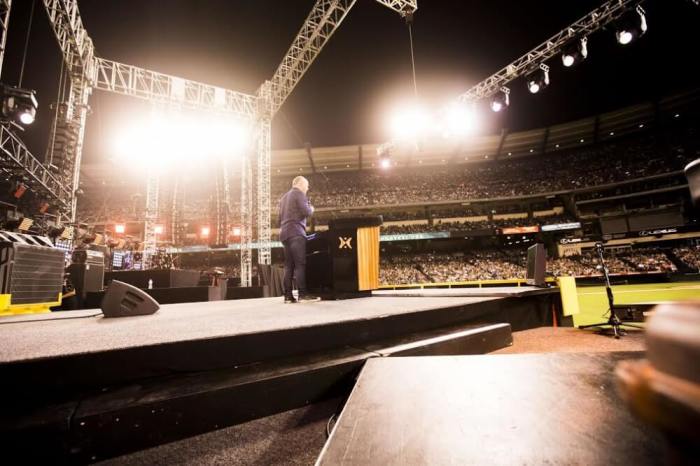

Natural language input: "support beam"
[0,0,11,76]
[374,0,417,16]
[269,0,358,115]
[92,58,257,119]
[305,143,316,173]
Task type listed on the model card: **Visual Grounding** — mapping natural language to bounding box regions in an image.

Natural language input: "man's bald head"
[292,176,309,194]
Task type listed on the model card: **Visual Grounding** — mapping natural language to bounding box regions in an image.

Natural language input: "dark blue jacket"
[279,187,313,242]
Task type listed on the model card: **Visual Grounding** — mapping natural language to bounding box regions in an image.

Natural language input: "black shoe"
[298,294,321,303]
[284,296,297,304]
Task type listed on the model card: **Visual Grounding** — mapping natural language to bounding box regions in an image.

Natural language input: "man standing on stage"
[279,176,321,303]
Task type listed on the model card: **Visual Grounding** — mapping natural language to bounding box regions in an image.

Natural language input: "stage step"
[317,352,662,466]
[3,323,511,463]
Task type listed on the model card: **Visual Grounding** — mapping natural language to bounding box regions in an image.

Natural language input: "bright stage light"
[388,103,431,141]
[115,224,125,234]
[443,103,477,137]
[561,37,588,68]
[112,110,251,171]
[526,65,550,94]
[154,224,164,235]
[616,6,647,45]
[19,110,35,125]
[490,88,510,113]
[1,85,38,126]
[380,157,391,169]
[200,226,210,237]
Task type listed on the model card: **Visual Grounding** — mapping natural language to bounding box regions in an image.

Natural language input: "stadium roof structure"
[81,88,698,186]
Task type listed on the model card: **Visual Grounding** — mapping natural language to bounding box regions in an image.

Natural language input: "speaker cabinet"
[526,243,546,287]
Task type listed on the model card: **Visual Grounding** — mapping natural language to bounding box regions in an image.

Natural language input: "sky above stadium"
[4,0,700,163]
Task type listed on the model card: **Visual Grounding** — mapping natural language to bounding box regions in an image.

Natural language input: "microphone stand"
[579,242,644,338]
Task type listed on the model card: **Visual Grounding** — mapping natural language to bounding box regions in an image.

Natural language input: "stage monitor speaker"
[101,280,160,318]
[526,243,546,287]
[685,158,700,206]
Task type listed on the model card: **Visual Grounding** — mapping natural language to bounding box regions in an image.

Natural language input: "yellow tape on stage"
[557,276,580,316]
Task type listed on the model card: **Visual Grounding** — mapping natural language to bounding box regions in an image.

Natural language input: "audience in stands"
[379,247,682,285]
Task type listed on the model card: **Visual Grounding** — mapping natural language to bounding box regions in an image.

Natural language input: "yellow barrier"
[557,276,580,316]
[0,293,62,316]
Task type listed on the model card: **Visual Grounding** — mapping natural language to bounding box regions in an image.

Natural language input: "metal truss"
[375,0,417,16]
[93,58,257,119]
[0,125,70,207]
[240,144,254,287]
[457,0,641,102]
[42,0,93,73]
[142,169,159,268]
[253,81,273,272]
[215,159,230,245]
[0,0,11,75]
[42,0,95,222]
[268,0,358,115]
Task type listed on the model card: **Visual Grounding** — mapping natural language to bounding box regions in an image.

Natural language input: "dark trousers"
[283,235,306,297]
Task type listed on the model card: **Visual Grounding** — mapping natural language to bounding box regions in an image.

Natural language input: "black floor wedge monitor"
[101,280,160,317]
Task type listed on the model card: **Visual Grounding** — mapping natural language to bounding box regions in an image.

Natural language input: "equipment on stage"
[101,280,160,317]
[0,231,64,316]
[306,216,383,299]
[526,243,546,287]
[68,249,105,307]
[578,242,643,338]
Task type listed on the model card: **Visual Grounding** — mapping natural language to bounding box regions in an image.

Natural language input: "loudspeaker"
[101,280,160,318]
[685,158,700,206]
[526,243,546,287]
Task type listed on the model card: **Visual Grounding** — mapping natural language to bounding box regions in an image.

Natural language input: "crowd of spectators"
[673,246,700,271]
[379,246,685,285]
[272,132,697,209]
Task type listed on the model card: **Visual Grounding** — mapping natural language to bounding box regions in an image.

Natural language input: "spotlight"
[377,142,392,169]
[561,37,588,67]
[1,84,38,125]
[616,6,647,45]
[115,224,126,234]
[526,64,550,94]
[490,87,510,113]
[388,103,431,141]
[154,224,164,235]
[200,226,210,238]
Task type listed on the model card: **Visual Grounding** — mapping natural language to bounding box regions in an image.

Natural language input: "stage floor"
[0,295,502,363]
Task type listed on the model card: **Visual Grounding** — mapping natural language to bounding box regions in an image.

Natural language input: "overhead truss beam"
[268,0,358,115]
[457,0,641,103]
[93,58,257,119]
[374,0,417,16]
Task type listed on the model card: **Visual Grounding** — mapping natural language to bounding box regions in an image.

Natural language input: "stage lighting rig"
[490,87,510,113]
[616,5,647,45]
[526,64,550,94]
[561,37,588,68]
[377,142,393,169]
[1,84,38,126]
